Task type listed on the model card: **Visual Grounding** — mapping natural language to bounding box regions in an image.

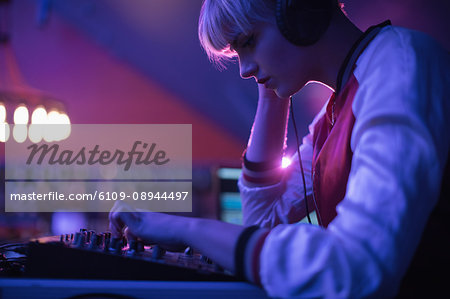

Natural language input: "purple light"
[282,157,292,168]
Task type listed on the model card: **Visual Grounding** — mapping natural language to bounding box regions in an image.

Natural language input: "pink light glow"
[282,157,292,168]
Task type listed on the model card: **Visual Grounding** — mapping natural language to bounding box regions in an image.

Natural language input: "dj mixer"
[1,229,239,282]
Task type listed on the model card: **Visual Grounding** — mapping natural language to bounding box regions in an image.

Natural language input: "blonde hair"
[198,0,275,69]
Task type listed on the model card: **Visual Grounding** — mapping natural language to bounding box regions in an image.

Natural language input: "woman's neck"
[316,9,363,91]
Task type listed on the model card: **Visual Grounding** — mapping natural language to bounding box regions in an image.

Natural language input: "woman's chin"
[274,87,293,99]
[275,83,306,99]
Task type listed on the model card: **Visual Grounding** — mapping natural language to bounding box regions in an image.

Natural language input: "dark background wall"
[3,0,449,163]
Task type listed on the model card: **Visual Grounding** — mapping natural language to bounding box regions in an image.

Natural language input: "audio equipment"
[0,229,239,281]
[276,0,335,46]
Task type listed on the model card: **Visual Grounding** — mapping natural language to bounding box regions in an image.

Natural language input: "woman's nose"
[239,58,257,79]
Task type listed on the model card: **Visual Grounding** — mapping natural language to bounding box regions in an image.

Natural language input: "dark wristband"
[234,225,260,280]
[242,150,281,172]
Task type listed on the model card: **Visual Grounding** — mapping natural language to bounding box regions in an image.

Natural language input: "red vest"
[312,74,359,227]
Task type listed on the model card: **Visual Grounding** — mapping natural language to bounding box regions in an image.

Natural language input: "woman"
[110,1,450,297]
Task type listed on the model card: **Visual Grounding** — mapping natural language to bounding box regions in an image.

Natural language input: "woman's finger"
[109,201,140,237]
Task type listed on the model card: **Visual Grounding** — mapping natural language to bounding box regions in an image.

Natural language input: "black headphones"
[276,0,336,46]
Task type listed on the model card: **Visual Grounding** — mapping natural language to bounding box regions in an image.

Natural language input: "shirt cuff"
[234,225,270,284]
[241,150,284,186]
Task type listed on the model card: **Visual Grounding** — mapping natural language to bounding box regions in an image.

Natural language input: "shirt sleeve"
[238,103,328,228]
[254,27,450,298]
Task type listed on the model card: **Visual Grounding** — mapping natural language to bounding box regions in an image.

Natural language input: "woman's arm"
[239,93,328,227]
[109,203,245,272]
[241,84,290,186]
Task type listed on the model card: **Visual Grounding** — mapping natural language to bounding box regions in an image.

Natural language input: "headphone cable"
[290,96,312,224]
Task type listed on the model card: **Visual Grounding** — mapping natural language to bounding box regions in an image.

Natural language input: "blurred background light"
[282,157,292,169]
[13,105,28,124]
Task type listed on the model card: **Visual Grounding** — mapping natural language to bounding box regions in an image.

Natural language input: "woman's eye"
[241,34,255,48]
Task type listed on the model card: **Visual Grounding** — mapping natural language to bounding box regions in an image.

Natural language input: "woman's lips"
[257,77,273,89]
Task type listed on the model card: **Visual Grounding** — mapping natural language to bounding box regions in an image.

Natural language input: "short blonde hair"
[198,0,275,69]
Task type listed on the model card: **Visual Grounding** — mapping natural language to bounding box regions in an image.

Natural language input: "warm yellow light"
[44,111,59,142]
[59,113,71,124]
[28,124,43,143]
[59,113,71,140]
[0,122,10,142]
[44,111,66,142]
[31,106,48,124]
[13,105,29,124]
[13,124,27,143]
[0,104,6,123]
[47,110,60,124]
[35,110,71,142]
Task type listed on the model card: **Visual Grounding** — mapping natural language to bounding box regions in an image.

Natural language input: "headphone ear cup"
[276,0,294,45]
[276,0,334,46]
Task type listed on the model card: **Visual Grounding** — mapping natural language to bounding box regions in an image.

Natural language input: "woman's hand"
[109,202,246,272]
[109,201,187,251]
[244,84,290,162]
[258,83,289,102]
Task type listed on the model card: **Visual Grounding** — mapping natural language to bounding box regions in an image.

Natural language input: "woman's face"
[232,21,321,98]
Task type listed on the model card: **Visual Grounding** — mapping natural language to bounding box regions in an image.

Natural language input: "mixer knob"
[128,240,137,251]
[103,239,110,251]
[98,233,105,247]
[103,236,110,251]
[200,255,213,264]
[76,233,86,248]
[109,237,119,248]
[127,240,145,255]
[73,232,81,245]
[89,234,101,250]
[137,241,145,252]
[109,237,123,253]
[80,230,88,244]
[87,230,95,242]
[184,246,193,256]
[151,245,165,260]
[113,242,123,253]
